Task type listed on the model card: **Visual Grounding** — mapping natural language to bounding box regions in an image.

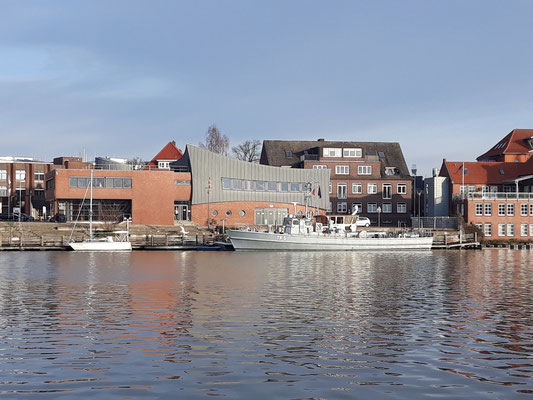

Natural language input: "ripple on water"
[0,250,531,398]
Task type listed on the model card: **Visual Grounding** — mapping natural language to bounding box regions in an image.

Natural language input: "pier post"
[41,236,44,247]
[165,234,168,246]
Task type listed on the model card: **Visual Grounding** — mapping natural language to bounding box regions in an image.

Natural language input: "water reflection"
[0,250,531,398]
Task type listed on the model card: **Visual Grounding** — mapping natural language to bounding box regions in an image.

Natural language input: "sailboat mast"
[89,169,93,239]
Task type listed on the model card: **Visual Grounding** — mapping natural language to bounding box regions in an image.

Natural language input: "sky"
[1,1,533,176]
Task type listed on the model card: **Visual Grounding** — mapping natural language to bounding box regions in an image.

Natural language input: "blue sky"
[1,1,532,176]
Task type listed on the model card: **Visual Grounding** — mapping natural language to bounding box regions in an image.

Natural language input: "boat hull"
[227,230,433,251]
[69,241,132,252]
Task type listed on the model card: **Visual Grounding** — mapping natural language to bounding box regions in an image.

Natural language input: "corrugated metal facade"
[182,145,330,209]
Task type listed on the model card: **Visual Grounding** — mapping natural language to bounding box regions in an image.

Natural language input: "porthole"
[212,210,218,216]
[226,210,232,216]
[239,210,246,217]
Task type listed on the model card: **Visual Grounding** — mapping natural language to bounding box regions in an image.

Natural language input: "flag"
[312,188,316,196]
[318,186,322,198]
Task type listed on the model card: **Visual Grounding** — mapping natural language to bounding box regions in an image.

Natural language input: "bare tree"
[232,140,261,163]
[128,157,146,170]
[199,125,229,155]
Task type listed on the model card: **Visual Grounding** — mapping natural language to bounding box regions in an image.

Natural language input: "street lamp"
[206,177,212,229]
[377,206,381,227]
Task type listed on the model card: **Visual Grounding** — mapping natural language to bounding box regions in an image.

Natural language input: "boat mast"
[89,169,93,240]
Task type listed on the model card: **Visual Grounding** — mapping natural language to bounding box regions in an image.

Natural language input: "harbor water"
[0,250,532,399]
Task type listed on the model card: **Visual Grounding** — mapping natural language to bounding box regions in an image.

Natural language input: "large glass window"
[335,165,349,175]
[367,183,377,194]
[343,148,362,158]
[358,165,372,175]
[382,184,392,199]
[397,183,407,194]
[323,148,342,157]
[337,183,347,199]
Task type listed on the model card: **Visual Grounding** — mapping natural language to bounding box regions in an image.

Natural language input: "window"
[113,178,123,188]
[0,170,6,180]
[337,183,347,199]
[267,181,277,191]
[460,185,467,196]
[397,184,407,194]
[382,203,392,213]
[507,223,515,237]
[337,202,347,213]
[16,170,25,180]
[521,224,528,237]
[221,178,231,190]
[484,203,492,216]
[93,177,105,188]
[352,203,362,213]
[280,182,289,192]
[358,165,372,175]
[507,203,514,216]
[521,203,528,216]
[468,185,476,193]
[231,179,242,190]
[285,150,293,157]
[69,177,78,188]
[484,223,492,237]
[329,182,332,194]
[34,172,45,181]
[367,183,377,194]
[352,183,362,194]
[498,224,506,236]
[256,181,266,191]
[174,180,190,186]
[240,210,245,217]
[158,161,170,169]
[503,185,514,192]
[335,165,349,175]
[123,178,132,188]
[313,165,327,169]
[289,182,299,192]
[382,184,392,199]
[0,186,6,196]
[343,148,362,158]
[367,203,378,213]
[475,223,483,231]
[530,204,533,216]
[498,203,505,216]
[226,210,232,216]
[397,203,407,213]
[323,148,342,157]
[385,167,397,175]
[530,224,533,237]
[475,203,483,216]
[212,210,218,216]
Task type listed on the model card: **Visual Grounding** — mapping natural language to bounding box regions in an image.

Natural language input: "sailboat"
[69,170,132,252]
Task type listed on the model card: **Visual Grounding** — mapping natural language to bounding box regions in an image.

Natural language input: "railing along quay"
[0,233,218,251]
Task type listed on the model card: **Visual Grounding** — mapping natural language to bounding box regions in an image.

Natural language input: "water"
[0,250,532,399]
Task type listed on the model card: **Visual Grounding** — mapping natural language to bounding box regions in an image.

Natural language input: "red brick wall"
[46,169,191,225]
[466,198,533,241]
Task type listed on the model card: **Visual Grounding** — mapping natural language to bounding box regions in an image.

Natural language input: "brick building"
[439,129,533,240]
[260,139,412,227]
[0,156,54,218]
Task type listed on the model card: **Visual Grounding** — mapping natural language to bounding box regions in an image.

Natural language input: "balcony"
[466,192,533,200]
[300,154,319,161]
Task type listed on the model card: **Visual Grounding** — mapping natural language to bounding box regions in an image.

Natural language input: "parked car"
[14,213,35,222]
[49,213,66,223]
[356,217,371,227]
[0,213,16,221]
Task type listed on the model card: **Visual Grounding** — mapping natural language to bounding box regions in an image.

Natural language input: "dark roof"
[260,140,411,178]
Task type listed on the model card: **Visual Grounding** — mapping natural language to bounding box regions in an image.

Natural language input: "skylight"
[499,169,505,175]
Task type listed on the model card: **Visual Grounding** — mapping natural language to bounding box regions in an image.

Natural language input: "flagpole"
[461,162,465,200]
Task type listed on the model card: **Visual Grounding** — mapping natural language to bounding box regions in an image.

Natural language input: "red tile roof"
[442,160,532,185]
[477,129,533,161]
[143,141,183,170]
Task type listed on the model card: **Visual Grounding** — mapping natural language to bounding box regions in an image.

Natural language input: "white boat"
[227,214,433,251]
[69,170,132,252]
